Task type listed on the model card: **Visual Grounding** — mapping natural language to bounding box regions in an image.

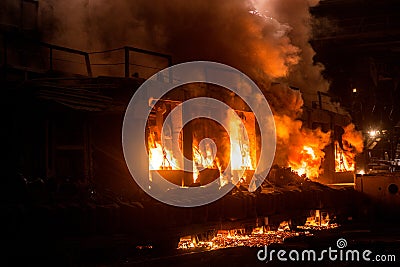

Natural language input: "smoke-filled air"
[38,0,363,179]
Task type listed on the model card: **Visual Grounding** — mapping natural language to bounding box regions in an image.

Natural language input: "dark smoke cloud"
[39,0,310,82]
[39,0,331,105]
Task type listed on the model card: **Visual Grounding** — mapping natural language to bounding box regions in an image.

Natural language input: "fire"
[193,141,219,183]
[273,110,332,179]
[335,141,354,172]
[335,123,364,172]
[282,124,330,179]
[148,109,256,185]
[297,210,339,230]
[289,145,318,177]
[228,110,254,171]
[147,98,364,185]
[193,147,214,168]
[193,141,217,169]
[275,112,363,178]
[148,141,178,170]
[288,144,327,178]
[178,210,338,250]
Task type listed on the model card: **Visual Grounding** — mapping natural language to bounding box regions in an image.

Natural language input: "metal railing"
[2,33,172,79]
[39,42,93,77]
[123,46,172,78]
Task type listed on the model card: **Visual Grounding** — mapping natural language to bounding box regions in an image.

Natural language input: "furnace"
[146,83,258,188]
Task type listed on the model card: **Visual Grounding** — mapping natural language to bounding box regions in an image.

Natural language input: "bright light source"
[357,170,365,175]
[352,88,357,93]
[368,130,378,137]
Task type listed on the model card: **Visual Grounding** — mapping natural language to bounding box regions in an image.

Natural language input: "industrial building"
[1,0,400,266]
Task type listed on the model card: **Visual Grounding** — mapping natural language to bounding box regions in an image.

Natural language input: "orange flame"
[275,114,331,179]
[192,143,219,182]
[228,110,254,171]
[288,144,326,178]
[149,141,178,170]
[335,123,364,172]
[193,144,216,169]
[289,145,316,177]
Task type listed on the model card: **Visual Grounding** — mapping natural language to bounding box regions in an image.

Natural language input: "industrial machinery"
[354,125,400,210]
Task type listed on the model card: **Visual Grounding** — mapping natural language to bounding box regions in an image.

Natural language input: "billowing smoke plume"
[256,0,330,95]
[40,0,302,80]
[39,0,328,91]
[38,0,362,178]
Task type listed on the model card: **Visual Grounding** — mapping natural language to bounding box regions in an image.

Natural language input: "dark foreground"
[121,222,400,267]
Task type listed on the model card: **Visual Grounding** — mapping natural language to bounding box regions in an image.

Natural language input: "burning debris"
[179,231,306,250]
[178,228,310,250]
[297,210,340,230]
[178,210,338,250]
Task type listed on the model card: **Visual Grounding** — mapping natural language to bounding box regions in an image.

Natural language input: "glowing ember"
[178,229,310,250]
[178,211,339,250]
[297,210,339,230]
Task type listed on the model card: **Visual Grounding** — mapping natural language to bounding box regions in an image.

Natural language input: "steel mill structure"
[1,0,400,266]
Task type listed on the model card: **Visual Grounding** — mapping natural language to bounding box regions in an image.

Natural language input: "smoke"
[341,123,364,169]
[39,0,304,80]
[39,0,328,86]
[39,0,330,98]
[38,0,362,178]
[253,0,330,101]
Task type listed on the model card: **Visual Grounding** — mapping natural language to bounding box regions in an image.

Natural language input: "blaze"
[148,108,257,185]
[147,99,364,184]
[288,145,323,178]
[335,123,364,172]
[228,110,254,171]
[193,142,216,169]
[335,141,354,172]
[193,141,219,183]
[275,114,331,179]
[148,141,178,170]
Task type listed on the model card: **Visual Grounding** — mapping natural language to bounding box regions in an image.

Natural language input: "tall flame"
[335,123,364,172]
[149,141,178,170]
[193,143,216,169]
[228,110,254,171]
[192,141,219,183]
